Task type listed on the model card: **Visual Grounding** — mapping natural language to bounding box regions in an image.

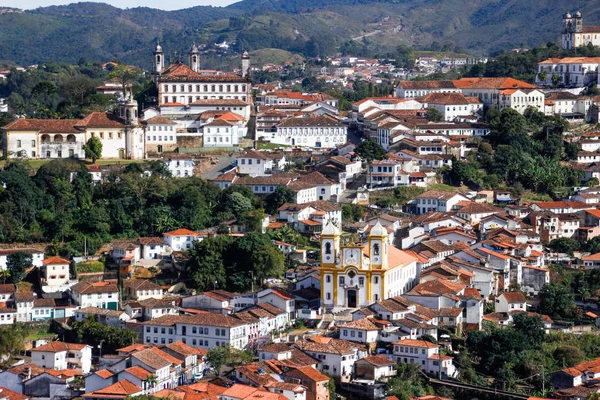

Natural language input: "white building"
[561,11,600,50]
[294,337,367,382]
[274,115,347,148]
[236,150,287,176]
[70,281,119,309]
[419,92,483,121]
[3,99,145,160]
[162,228,205,251]
[203,118,240,147]
[392,339,457,378]
[395,81,460,99]
[31,341,92,373]
[453,77,544,114]
[537,57,600,87]
[414,191,470,214]
[0,248,44,270]
[164,155,195,177]
[42,256,70,288]
[142,314,249,350]
[144,116,178,154]
[495,291,527,313]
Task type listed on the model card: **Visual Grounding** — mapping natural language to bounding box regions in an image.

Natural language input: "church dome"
[574,11,582,18]
[242,50,250,58]
[370,221,388,237]
[155,42,163,52]
[190,43,199,53]
[564,12,572,19]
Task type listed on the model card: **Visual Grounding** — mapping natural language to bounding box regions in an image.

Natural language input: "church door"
[347,290,357,308]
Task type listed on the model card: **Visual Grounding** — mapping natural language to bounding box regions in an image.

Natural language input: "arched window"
[53,135,63,143]
[325,242,332,255]
[67,134,76,143]
[156,55,161,64]
[41,134,50,143]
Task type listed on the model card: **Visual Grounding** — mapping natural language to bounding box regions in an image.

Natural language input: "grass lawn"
[26,325,55,341]
[428,183,469,192]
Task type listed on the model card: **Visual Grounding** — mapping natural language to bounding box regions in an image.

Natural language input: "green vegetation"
[186,233,285,292]
[67,316,138,355]
[7,251,31,284]
[464,42,600,83]
[0,0,594,66]
[76,261,105,273]
[356,140,387,163]
[0,324,31,367]
[206,344,253,376]
[446,108,582,197]
[0,159,263,258]
[25,324,55,341]
[84,136,103,164]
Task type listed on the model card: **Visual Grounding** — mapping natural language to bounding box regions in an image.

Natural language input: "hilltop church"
[319,221,418,310]
[562,11,600,50]
[152,43,252,106]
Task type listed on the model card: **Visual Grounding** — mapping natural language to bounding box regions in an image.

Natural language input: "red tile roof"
[42,256,70,265]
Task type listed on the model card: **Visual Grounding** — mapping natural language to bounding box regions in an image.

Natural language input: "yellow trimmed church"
[319,221,418,310]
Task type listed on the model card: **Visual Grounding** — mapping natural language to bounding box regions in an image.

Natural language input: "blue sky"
[5,0,237,11]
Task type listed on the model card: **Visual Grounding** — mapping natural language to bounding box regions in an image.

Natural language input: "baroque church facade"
[319,221,418,310]
[152,43,252,106]
[562,11,600,50]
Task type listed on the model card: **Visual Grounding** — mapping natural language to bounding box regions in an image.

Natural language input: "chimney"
[25,366,31,380]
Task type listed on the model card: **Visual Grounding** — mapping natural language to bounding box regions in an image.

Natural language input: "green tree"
[548,237,580,255]
[551,73,561,87]
[7,251,31,284]
[264,186,296,214]
[356,140,387,163]
[425,107,443,122]
[553,345,585,368]
[84,136,103,163]
[186,236,231,291]
[109,64,139,97]
[206,345,230,376]
[69,316,137,354]
[0,324,30,367]
[539,282,576,318]
[226,192,254,218]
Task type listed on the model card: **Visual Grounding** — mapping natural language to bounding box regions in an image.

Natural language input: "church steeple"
[241,50,250,78]
[321,221,340,268]
[369,221,388,270]
[189,43,200,73]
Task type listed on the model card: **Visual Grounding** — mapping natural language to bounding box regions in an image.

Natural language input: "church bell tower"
[153,41,164,84]
[189,43,200,73]
[369,221,388,270]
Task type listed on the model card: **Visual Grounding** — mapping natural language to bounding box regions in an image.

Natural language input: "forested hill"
[0,0,599,67]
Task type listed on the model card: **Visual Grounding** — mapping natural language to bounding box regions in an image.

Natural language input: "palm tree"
[143,374,158,392]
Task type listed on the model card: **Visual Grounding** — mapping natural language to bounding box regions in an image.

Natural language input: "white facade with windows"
[274,116,347,148]
[142,314,249,350]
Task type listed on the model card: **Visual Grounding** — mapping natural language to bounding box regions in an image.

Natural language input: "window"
[17,140,21,148]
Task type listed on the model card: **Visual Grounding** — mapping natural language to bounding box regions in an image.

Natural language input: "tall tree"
[109,65,139,97]
[356,140,387,163]
[7,251,31,284]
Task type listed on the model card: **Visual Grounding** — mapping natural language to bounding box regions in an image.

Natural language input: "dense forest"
[1,0,599,66]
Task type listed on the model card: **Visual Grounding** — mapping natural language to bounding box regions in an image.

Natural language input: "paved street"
[200,155,236,180]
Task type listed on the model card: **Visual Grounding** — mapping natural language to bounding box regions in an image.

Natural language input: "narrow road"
[352,30,381,41]
[200,155,235,180]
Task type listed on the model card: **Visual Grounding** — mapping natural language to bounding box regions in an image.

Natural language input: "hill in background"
[0,0,599,67]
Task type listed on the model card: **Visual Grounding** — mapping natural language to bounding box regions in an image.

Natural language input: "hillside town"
[2,7,600,400]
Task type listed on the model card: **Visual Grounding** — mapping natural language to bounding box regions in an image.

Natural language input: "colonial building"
[274,115,347,149]
[3,94,145,160]
[562,11,600,50]
[153,44,252,106]
[319,221,418,310]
